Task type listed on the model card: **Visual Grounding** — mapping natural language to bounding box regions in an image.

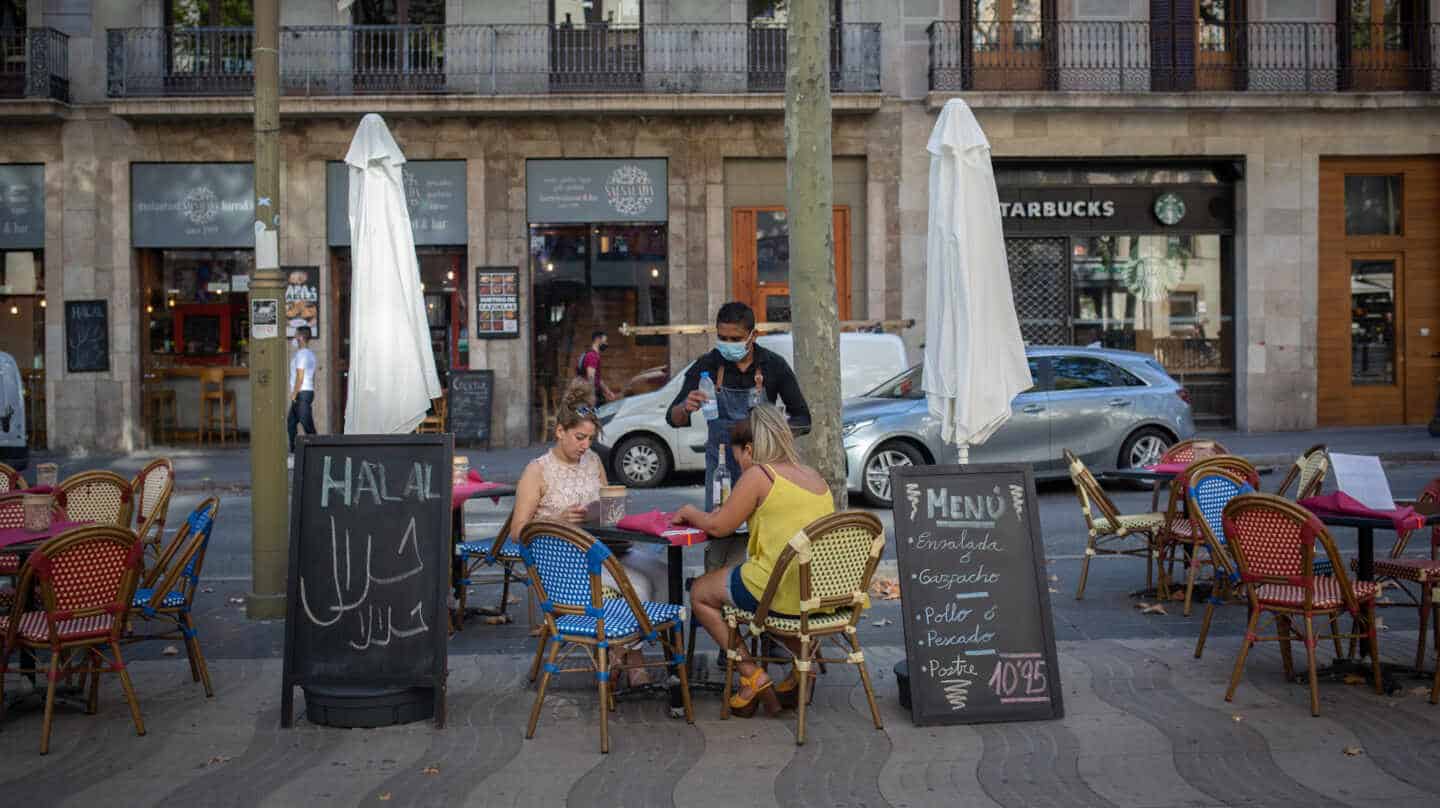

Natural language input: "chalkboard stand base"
[895,660,911,711]
[302,684,438,728]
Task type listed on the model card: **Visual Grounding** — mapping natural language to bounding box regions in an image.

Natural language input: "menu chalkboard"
[447,370,494,448]
[64,300,110,373]
[891,464,1063,726]
[281,434,454,728]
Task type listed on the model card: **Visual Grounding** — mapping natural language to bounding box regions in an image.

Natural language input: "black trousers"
[288,391,316,452]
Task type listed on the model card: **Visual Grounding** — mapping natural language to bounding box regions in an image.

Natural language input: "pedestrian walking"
[577,329,617,403]
[288,326,317,453]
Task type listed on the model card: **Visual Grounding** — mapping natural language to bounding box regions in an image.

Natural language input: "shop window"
[144,249,253,365]
[1,0,24,27]
[1350,258,1397,385]
[1344,174,1403,236]
[554,0,641,27]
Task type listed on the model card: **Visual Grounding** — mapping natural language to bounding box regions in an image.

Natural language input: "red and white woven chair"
[0,463,24,493]
[0,492,64,611]
[1368,478,1440,675]
[55,471,134,529]
[1222,493,1382,716]
[0,525,147,754]
[130,458,174,560]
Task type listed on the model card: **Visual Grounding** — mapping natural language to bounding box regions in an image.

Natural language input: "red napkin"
[616,510,708,546]
[452,470,505,509]
[21,486,53,495]
[467,469,485,484]
[1144,462,1190,476]
[1300,492,1425,533]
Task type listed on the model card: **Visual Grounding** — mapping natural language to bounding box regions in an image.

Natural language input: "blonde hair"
[730,404,803,467]
[556,377,602,437]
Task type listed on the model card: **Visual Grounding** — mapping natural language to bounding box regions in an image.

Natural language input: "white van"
[0,352,28,471]
[596,332,908,487]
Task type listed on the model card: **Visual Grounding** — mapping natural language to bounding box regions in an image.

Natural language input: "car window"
[865,366,923,399]
[1050,356,1142,391]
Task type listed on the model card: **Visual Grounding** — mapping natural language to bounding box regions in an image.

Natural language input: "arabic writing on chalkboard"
[892,465,1062,726]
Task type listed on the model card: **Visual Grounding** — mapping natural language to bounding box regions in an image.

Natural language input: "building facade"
[0,0,1437,453]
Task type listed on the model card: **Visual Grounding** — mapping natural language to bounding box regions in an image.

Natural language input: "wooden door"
[1341,0,1418,91]
[732,206,851,323]
[1318,158,1440,426]
[969,0,1046,91]
[1194,0,1241,91]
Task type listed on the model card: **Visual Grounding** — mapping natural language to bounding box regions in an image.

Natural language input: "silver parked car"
[843,346,1197,506]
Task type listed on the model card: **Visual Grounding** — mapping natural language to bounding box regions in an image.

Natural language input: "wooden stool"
[146,387,178,444]
[199,368,238,445]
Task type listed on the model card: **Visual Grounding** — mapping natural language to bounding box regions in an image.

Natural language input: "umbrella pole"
[957,443,970,465]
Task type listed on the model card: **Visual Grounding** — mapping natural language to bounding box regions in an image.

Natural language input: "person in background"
[672,405,835,716]
[666,302,811,571]
[287,326,317,454]
[577,329,617,403]
[511,378,664,685]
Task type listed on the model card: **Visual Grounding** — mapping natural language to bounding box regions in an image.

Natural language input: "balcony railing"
[1,28,70,102]
[106,23,882,98]
[929,21,1439,93]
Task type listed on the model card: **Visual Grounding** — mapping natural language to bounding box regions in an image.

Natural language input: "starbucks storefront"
[995,161,1239,426]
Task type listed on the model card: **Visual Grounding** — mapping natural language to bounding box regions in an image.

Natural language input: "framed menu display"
[475,267,519,339]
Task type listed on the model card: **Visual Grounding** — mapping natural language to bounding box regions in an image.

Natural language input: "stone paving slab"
[3,635,1438,808]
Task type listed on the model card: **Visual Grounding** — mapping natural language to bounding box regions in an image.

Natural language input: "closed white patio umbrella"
[343,113,442,435]
[922,99,1032,462]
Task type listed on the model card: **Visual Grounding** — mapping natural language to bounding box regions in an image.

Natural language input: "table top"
[587,523,740,548]
[451,481,517,511]
[1315,505,1440,531]
[0,520,94,551]
[1101,465,1276,484]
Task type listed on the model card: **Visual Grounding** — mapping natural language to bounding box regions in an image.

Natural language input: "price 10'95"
[987,653,1049,703]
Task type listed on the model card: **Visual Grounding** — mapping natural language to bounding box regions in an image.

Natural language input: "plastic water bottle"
[748,383,762,409]
[699,372,719,421]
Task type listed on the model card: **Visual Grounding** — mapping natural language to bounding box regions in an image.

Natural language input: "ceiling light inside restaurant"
[546,262,554,272]
[650,267,660,278]
[39,299,46,308]
[8,304,16,316]
[446,270,455,281]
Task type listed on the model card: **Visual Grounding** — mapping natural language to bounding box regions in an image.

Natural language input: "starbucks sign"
[527,159,668,223]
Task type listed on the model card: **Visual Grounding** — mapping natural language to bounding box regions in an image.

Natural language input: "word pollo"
[320,456,440,508]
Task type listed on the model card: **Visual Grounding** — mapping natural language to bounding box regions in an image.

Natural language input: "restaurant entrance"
[730,206,851,323]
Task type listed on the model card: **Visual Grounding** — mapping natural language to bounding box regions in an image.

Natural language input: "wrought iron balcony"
[929,20,1439,93]
[106,23,882,98]
[1,28,70,102]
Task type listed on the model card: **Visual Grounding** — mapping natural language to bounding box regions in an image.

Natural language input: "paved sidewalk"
[1,634,1437,807]
[27,425,1440,492]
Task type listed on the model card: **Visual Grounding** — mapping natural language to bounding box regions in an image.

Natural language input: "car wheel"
[613,434,672,489]
[1119,427,1173,470]
[862,441,925,507]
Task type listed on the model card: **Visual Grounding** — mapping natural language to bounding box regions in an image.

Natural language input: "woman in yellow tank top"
[673,405,834,716]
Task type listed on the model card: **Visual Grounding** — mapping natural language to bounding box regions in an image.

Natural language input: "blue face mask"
[716,335,750,363]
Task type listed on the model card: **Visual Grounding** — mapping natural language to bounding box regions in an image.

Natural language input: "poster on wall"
[284,266,319,337]
[474,267,519,339]
[0,164,45,251]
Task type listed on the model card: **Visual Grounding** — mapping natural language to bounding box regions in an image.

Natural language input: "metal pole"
[247,0,288,621]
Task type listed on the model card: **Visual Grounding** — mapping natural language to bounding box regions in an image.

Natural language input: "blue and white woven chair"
[127,497,219,697]
[455,511,536,631]
[519,520,693,754]
[1186,462,1256,659]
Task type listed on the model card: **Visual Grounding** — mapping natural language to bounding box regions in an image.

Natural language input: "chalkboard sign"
[891,464,1063,726]
[447,370,494,448]
[281,434,454,728]
[64,300,110,373]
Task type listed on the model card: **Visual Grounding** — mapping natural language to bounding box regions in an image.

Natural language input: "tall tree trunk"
[786,0,846,509]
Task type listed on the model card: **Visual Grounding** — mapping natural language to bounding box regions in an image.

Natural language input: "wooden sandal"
[729,668,780,717]
[774,669,817,708]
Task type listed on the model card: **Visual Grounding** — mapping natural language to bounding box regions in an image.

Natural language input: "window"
[351,0,443,25]
[1197,0,1230,53]
[554,0,641,27]
[1350,259,1396,385]
[0,0,24,28]
[1344,175,1402,236]
[972,0,1043,53]
[748,0,841,25]
[166,1,254,27]
[1349,0,1408,50]
[1051,356,1141,391]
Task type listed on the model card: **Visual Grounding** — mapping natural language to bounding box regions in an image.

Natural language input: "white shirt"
[290,347,316,393]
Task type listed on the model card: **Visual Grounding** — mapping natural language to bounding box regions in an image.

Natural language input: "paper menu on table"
[1330,453,1396,511]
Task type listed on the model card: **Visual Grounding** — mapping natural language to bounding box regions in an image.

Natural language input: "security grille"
[1007,237,1070,345]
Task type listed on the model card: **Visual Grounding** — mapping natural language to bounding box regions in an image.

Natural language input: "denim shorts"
[727,565,797,619]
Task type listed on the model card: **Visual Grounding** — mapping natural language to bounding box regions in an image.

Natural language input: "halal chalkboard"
[281,434,454,728]
[447,370,494,448]
[891,464,1063,726]
[64,300,110,373]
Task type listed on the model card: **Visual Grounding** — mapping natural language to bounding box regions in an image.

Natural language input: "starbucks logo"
[606,164,654,217]
[182,186,220,226]
[1153,192,1186,226]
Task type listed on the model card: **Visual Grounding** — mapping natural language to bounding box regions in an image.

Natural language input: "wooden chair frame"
[1156,455,1259,616]
[519,520,693,753]
[1370,478,1440,672]
[55,470,135,528]
[1149,439,1229,510]
[0,525,146,754]
[0,463,24,493]
[127,498,220,697]
[131,458,175,560]
[1182,465,1257,659]
[1222,494,1381,716]
[720,511,886,745]
[1066,449,1162,599]
[455,511,538,631]
[198,369,239,445]
[1274,444,1330,501]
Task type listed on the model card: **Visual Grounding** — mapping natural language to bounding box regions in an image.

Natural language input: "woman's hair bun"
[562,377,596,411]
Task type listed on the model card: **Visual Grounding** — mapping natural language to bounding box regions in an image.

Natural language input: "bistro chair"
[1368,477,1440,673]
[417,396,447,434]
[0,463,24,493]
[145,387,178,445]
[1066,449,1165,599]
[199,368,239,445]
[128,498,219,697]
[1184,465,1257,658]
[1145,439,1230,510]
[455,510,536,631]
[1275,444,1330,501]
[1155,455,1259,614]
[0,493,66,609]
[131,458,174,560]
[1222,494,1381,716]
[720,511,886,745]
[0,525,147,754]
[55,470,134,528]
[518,520,692,754]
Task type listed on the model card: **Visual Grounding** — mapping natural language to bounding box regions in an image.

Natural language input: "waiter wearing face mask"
[667,301,811,570]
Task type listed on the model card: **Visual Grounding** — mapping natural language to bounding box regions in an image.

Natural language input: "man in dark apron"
[667,302,811,570]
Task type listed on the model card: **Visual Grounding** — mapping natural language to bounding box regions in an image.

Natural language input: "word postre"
[891,465,1063,725]
[282,435,454,728]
